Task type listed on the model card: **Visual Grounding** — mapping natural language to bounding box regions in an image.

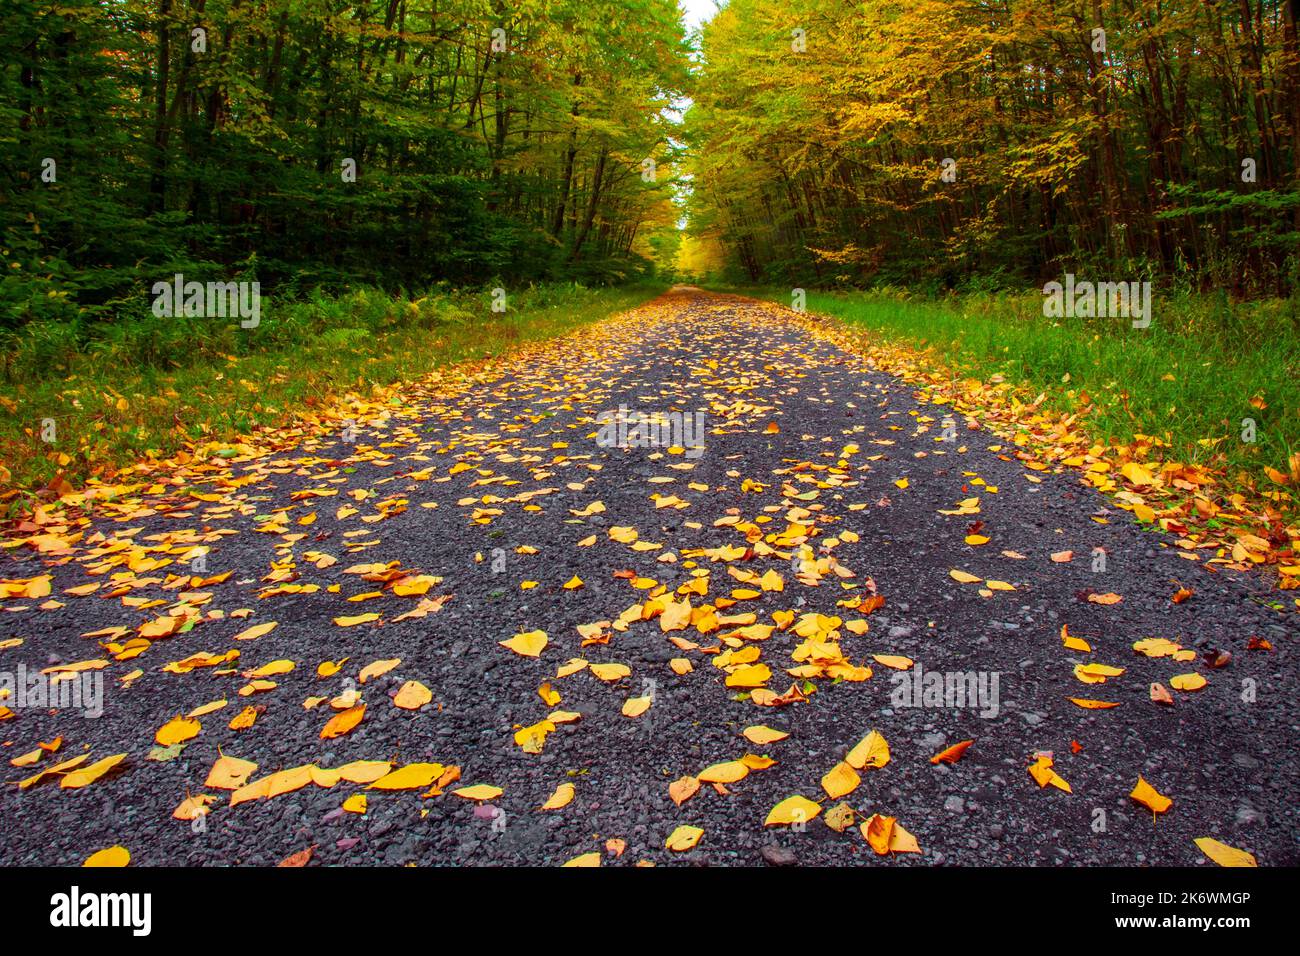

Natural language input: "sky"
[671,1,722,228]
[679,0,721,33]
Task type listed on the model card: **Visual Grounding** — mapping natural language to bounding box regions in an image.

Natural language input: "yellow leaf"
[228,706,258,730]
[1130,776,1172,815]
[669,775,701,806]
[187,699,228,718]
[368,763,445,790]
[173,794,218,821]
[333,613,380,627]
[871,654,913,670]
[861,813,895,855]
[1170,672,1208,692]
[765,794,821,826]
[1087,592,1123,605]
[83,846,130,867]
[453,784,503,801]
[1028,754,1072,793]
[556,658,588,678]
[393,680,432,710]
[1069,698,1120,709]
[821,761,861,799]
[206,755,258,790]
[315,658,345,681]
[541,782,576,810]
[358,658,400,682]
[698,760,749,784]
[665,824,704,851]
[246,659,295,678]
[742,725,789,745]
[725,662,771,687]
[846,729,890,770]
[333,761,391,784]
[61,753,127,789]
[233,621,278,641]
[1074,662,1125,683]
[1121,462,1154,486]
[342,794,367,814]
[500,630,548,657]
[514,720,555,753]
[155,715,201,746]
[1193,837,1257,867]
[621,695,652,718]
[1061,624,1091,652]
[589,662,630,682]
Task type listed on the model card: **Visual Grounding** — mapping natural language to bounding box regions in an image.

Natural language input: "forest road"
[1,288,1294,866]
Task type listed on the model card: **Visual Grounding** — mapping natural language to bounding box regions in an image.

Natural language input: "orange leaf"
[320,703,365,739]
[930,739,974,765]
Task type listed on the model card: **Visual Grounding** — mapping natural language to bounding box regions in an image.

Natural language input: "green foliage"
[0,0,689,332]
[743,286,1300,508]
[0,280,667,498]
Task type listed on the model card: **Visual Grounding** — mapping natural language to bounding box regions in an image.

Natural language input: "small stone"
[761,845,796,866]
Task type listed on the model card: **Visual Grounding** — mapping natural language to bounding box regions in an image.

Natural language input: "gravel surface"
[1,288,1296,867]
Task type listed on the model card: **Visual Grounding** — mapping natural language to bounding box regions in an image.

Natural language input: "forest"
[1,1,1298,496]
[684,0,1300,295]
[7,1,1300,317]
[2,0,688,331]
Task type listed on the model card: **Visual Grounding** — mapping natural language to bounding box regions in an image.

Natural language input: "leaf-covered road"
[1,289,1294,867]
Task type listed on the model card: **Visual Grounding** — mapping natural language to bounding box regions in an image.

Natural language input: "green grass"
[732,285,1300,509]
[0,281,666,506]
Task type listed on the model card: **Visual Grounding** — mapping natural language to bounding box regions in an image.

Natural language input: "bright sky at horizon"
[671,1,722,229]
[679,0,721,33]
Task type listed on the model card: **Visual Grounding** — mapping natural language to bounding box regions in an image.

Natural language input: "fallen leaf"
[930,740,974,765]
[320,704,366,739]
[541,782,576,810]
[665,824,704,851]
[1130,776,1173,815]
[765,794,821,826]
[1193,837,1257,867]
[83,846,130,867]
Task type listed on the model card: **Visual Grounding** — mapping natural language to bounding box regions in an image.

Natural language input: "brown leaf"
[277,845,317,867]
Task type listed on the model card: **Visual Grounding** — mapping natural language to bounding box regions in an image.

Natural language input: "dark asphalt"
[1,289,1295,867]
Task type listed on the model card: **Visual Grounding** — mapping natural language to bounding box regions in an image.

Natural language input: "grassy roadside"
[0,281,667,508]
[728,285,1300,517]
